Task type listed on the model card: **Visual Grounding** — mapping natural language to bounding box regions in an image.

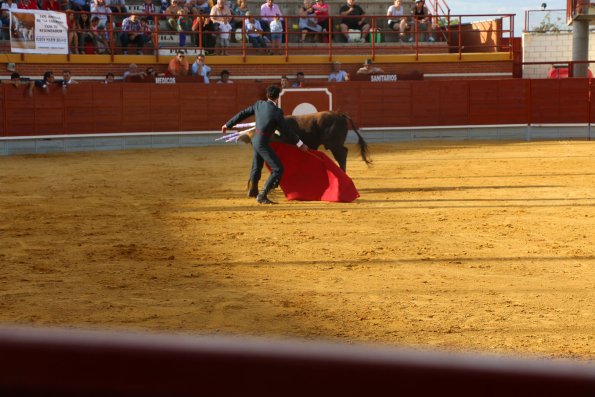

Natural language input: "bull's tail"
[342,112,372,166]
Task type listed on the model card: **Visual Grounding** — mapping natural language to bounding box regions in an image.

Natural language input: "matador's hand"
[221,124,228,134]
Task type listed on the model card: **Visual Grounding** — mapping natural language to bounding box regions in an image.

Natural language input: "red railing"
[60,11,513,61]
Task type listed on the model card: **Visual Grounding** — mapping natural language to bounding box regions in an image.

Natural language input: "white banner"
[10,9,68,54]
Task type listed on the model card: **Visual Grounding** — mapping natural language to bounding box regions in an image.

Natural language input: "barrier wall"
[2,79,593,137]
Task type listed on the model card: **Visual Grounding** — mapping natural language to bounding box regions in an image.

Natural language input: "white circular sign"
[292,102,318,116]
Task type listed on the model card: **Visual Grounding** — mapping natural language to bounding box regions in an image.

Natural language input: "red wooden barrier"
[2,79,594,137]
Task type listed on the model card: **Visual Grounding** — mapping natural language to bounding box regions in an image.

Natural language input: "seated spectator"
[312,0,328,34]
[410,0,433,42]
[191,53,211,83]
[123,63,147,80]
[298,0,321,43]
[120,13,146,54]
[143,0,156,14]
[217,69,233,83]
[35,71,56,94]
[66,11,79,54]
[77,12,94,54]
[259,0,283,39]
[41,0,62,11]
[168,50,189,76]
[107,0,127,15]
[210,0,232,51]
[1,0,18,35]
[165,0,182,32]
[140,17,156,52]
[269,15,282,54]
[387,0,408,41]
[339,0,369,43]
[104,72,115,83]
[280,74,290,89]
[356,58,385,74]
[245,11,267,52]
[17,0,38,9]
[230,0,248,31]
[194,0,210,14]
[90,16,111,54]
[91,0,112,29]
[292,71,305,87]
[328,61,349,82]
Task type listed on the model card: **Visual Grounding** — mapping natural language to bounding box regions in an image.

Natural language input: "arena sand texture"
[2,141,595,360]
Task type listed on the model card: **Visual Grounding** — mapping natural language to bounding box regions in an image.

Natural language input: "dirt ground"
[2,140,595,361]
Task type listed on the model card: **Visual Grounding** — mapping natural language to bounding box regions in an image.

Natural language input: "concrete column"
[572,19,589,77]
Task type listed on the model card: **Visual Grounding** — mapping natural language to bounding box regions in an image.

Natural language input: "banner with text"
[10,9,68,54]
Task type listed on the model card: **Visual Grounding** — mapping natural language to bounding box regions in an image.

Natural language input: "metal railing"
[58,10,513,62]
[524,9,570,33]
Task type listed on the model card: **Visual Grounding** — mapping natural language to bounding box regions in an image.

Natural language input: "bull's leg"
[330,145,348,172]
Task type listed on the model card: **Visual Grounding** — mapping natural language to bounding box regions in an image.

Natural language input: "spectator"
[245,11,267,53]
[298,0,321,43]
[292,71,304,87]
[165,0,182,32]
[4,72,35,96]
[35,71,56,94]
[1,0,18,35]
[339,0,369,43]
[91,0,111,29]
[191,9,216,54]
[143,0,156,14]
[123,63,147,80]
[140,17,156,52]
[60,70,78,93]
[259,0,282,38]
[120,13,146,54]
[218,19,232,54]
[90,16,111,54]
[168,50,189,76]
[17,0,38,9]
[66,11,79,54]
[328,61,349,82]
[210,0,232,52]
[356,58,385,74]
[41,0,62,11]
[387,0,408,41]
[69,0,89,11]
[217,69,233,83]
[77,13,94,54]
[107,0,127,15]
[191,0,210,15]
[280,74,290,89]
[191,53,211,83]
[410,0,433,42]
[177,8,192,47]
[104,72,115,83]
[312,0,328,35]
[230,0,248,31]
[269,15,282,54]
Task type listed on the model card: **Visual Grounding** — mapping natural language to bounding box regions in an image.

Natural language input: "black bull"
[272,111,372,171]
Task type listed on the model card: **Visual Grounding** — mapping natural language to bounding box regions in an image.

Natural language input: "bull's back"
[283,111,349,150]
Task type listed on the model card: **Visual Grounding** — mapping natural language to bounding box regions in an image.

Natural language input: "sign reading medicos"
[11,10,68,54]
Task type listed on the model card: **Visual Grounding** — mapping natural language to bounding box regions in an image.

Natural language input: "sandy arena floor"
[2,140,595,360]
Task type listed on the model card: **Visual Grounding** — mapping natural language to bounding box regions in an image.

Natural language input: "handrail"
[54,11,514,61]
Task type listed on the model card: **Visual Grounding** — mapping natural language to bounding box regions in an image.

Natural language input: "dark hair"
[43,71,54,80]
[10,72,21,80]
[106,72,115,78]
[281,75,288,80]
[220,69,230,77]
[266,85,281,100]
[296,71,304,77]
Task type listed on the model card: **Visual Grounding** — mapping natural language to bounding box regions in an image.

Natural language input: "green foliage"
[534,12,562,33]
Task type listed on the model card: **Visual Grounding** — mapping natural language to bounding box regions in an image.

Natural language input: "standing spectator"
[35,71,56,94]
[41,0,62,11]
[17,0,38,9]
[120,13,146,54]
[191,53,211,83]
[269,15,282,54]
[339,0,369,43]
[245,11,267,53]
[106,0,127,15]
[312,0,328,36]
[410,0,433,42]
[210,0,232,52]
[104,72,115,83]
[292,71,304,87]
[328,61,349,82]
[280,75,289,89]
[298,0,321,43]
[177,8,192,47]
[356,58,385,74]
[123,63,147,80]
[91,0,112,29]
[192,10,216,54]
[61,70,79,86]
[259,0,282,38]
[4,72,35,96]
[218,19,232,54]
[387,0,408,41]
[66,10,79,54]
[217,69,233,83]
[168,50,189,76]
[165,0,182,32]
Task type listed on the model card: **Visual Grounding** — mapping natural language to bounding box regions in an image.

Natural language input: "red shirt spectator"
[41,0,63,11]
[18,0,38,9]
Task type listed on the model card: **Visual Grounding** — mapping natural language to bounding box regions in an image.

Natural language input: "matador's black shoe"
[256,188,276,204]
[247,181,259,198]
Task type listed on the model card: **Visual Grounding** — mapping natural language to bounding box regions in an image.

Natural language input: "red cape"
[268,142,360,203]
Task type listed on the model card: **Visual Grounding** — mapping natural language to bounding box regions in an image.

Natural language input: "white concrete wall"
[522,31,595,78]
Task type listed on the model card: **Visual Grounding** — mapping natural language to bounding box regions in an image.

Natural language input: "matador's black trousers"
[250,132,283,192]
